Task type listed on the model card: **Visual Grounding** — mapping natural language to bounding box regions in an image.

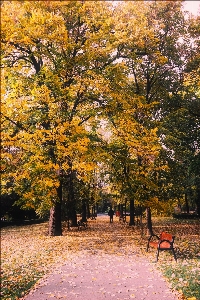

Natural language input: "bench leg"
[156,249,159,262]
[172,248,177,262]
[156,249,177,262]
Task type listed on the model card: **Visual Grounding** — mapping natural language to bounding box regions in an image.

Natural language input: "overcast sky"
[112,1,200,15]
[183,1,200,15]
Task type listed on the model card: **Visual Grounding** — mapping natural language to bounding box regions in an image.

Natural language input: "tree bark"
[139,206,143,225]
[86,200,90,219]
[48,183,62,236]
[48,181,62,236]
[196,187,200,217]
[129,199,135,226]
[124,199,127,223]
[81,200,87,222]
[70,208,78,227]
[120,203,123,219]
[91,205,96,219]
[67,170,78,227]
[146,207,154,236]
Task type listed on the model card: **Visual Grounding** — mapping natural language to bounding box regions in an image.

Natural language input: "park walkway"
[22,215,181,300]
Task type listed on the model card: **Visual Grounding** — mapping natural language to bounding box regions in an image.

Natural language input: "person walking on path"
[108,207,114,223]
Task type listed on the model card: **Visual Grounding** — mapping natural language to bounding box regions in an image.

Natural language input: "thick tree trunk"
[146,207,154,236]
[129,199,135,226]
[70,208,78,226]
[67,170,78,227]
[48,182,62,236]
[86,200,90,219]
[81,201,87,222]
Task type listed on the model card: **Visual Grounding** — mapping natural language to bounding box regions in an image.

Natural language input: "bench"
[77,218,87,230]
[146,231,177,262]
[67,216,87,231]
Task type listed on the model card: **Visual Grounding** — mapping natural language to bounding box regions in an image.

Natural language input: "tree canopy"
[1,0,199,235]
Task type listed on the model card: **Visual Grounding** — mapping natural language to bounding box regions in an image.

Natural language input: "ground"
[22,215,181,300]
[1,214,199,300]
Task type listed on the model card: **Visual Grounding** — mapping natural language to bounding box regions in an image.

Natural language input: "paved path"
[22,250,180,300]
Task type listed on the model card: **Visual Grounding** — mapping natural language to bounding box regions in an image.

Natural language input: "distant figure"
[108,207,114,223]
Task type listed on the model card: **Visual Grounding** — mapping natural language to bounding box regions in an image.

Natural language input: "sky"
[112,1,200,15]
[184,1,200,15]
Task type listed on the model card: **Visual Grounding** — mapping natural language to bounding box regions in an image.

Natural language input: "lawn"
[1,215,200,300]
[142,217,200,300]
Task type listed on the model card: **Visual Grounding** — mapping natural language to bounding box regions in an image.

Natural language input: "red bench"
[147,231,177,262]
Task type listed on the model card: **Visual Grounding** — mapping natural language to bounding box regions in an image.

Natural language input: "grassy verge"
[1,216,200,300]
[1,223,75,300]
[142,217,200,300]
[163,261,200,299]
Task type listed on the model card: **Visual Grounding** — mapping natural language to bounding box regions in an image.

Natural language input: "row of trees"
[1,1,200,235]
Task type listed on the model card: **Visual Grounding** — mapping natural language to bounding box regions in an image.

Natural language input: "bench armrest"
[147,234,160,242]
[146,233,159,251]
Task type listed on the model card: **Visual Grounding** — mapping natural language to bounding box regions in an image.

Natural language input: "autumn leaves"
[1,1,200,233]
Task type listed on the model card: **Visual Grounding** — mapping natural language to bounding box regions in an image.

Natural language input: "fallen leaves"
[1,215,200,300]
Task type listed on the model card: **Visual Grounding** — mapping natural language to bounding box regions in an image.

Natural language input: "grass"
[148,217,200,300]
[1,215,200,300]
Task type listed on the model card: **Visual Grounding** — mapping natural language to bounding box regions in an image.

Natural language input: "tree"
[111,1,199,220]
[183,14,200,215]
[1,0,199,240]
[1,1,119,235]
[155,11,200,216]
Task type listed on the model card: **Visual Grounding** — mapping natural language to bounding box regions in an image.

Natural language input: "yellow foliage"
[145,197,177,215]
[1,0,194,216]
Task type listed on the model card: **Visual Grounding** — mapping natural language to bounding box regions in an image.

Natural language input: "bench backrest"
[160,231,173,242]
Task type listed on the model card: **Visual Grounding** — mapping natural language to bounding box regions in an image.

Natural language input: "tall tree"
[110,1,199,218]
[1,1,119,235]
[1,0,199,239]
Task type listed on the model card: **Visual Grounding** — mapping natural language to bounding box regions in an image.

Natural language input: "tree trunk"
[81,201,87,222]
[70,208,77,226]
[185,192,189,214]
[120,203,123,219]
[86,200,90,219]
[139,206,143,225]
[124,199,127,223]
[48,183,62,236]
[91,205,96,219]
[196,187,200,217]
[129,199,135,226]
[146,207,154,236]
[67,170,78,227]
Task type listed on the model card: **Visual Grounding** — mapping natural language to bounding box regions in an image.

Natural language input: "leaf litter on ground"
[1,215,200,300]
